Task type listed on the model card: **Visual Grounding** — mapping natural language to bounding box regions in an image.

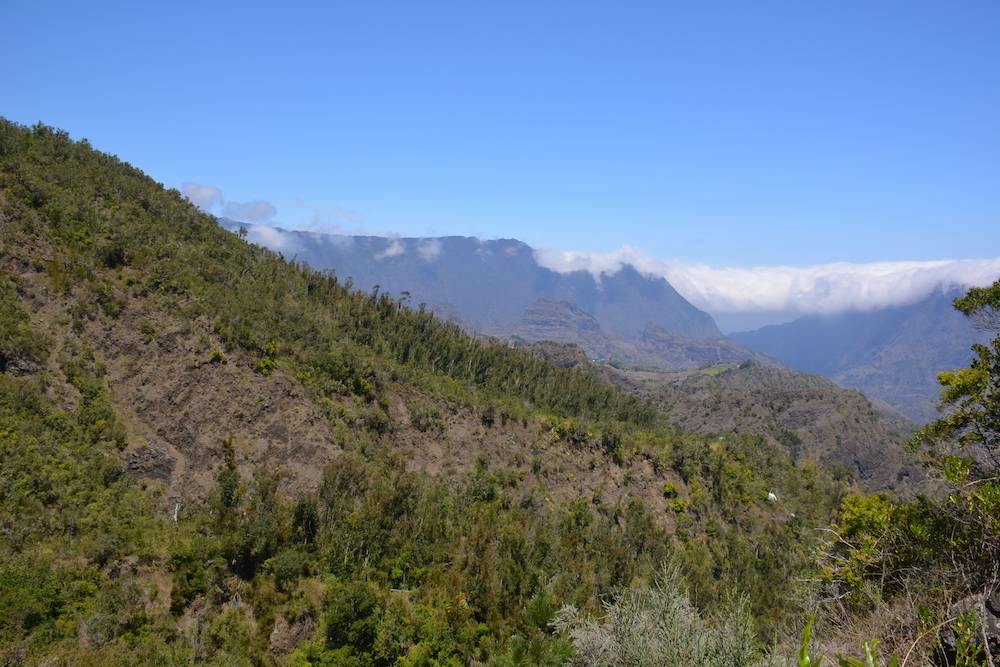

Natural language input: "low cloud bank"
[417,239,443,261]
[535,246,1000,315]
[216,215,1000,316]
[229,224,299,255]
[233,224,447,265]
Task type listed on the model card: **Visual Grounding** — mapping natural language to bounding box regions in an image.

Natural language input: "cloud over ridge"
[214,215,999,318]
[181,182,223,210]
[376,238,406,259]
[534,246,1000,315]
[181,181,277,223]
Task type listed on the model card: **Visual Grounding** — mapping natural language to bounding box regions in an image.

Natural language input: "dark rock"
[124,445,176,482]
[936,589,1000,665]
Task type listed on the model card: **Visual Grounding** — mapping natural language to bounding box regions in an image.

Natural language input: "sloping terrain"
[629,362,918,491]
[0,120,856,664]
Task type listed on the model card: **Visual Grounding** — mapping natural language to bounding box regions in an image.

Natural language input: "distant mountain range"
[217,218,925,484]
[219,219,721,340]
[731,290,990,422]
[221,220,987,423]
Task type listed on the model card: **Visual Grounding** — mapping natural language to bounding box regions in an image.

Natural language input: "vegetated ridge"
[0,119,851,664]
[528,342,918,492]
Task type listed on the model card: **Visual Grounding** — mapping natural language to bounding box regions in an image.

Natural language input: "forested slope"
[0,119,860,664]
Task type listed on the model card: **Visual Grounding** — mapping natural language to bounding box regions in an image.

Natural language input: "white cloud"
[223,200,277,223]
[306,209,342,233]
[376,238,405,259]
[318,230,355,250]
[244,224,298,253]
[417,239,442,261]
[181,182,224,210]
[534,246,1000,315]
[181,181,278,224]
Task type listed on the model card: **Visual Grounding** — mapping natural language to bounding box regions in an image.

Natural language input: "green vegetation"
[811,279,1000,663]
[5,117,988,664]
[552,564,755,666]
[0,275,48,373]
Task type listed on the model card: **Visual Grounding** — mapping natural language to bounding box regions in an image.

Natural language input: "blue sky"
[3,1,999,267]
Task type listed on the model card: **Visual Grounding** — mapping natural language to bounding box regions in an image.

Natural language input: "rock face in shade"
[218,220,722,340]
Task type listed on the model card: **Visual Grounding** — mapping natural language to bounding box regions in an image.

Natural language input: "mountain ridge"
[219,219,723,340]
[484,298,760,370]
[221,221,986,421]
[527,342,917,491]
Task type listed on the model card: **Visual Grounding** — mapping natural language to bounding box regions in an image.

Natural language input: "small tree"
[913,281,1000,476]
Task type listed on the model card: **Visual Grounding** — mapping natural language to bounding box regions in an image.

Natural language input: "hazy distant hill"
[731,289,990,422]
[222,221,989,423]
[219,220,721,340]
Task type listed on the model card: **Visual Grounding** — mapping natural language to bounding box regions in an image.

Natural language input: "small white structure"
[767,491,778,504]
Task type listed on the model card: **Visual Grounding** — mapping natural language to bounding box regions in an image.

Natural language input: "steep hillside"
[633,362,917,491]
[529,344,917,491]
[219,220,722,339]
[0,120,853,663]
[731,290,991,422]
